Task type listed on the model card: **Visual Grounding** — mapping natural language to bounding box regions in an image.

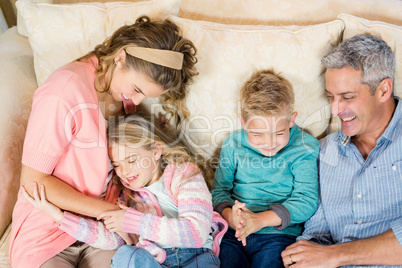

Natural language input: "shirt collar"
[380,97,401,142]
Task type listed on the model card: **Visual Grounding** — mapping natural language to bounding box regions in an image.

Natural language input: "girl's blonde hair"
[78,16,198,125]
[241,69,295,120]
[108,113,213,206]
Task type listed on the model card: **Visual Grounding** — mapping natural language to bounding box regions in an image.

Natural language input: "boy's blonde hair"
[240,69,295,121]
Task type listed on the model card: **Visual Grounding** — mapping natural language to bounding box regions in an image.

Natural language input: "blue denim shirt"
[212,125,319,237]
[298,97,402,268]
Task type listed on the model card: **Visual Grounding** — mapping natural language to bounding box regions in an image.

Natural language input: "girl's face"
[109,51,166,105]
[109,142,162,189]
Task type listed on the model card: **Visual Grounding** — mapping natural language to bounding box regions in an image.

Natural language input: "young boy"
[212,69,319,268]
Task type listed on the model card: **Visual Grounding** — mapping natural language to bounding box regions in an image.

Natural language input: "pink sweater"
[9,58,112,268]
[59,163,228,263]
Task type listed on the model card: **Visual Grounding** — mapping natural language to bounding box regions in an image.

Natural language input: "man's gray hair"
[322,34,395,94]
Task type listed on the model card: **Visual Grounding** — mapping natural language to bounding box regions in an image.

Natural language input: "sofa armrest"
[0,26,37,238]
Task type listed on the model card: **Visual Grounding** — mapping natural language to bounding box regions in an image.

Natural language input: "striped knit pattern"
[58,162,228,264]
[298,98,402,268]
[59,212,125,250]
[122,163,227,263]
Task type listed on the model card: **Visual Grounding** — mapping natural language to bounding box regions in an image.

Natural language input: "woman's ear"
[153,142,163,161]
[114,49,127,66]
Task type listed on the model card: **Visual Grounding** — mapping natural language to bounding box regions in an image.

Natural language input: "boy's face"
[240,108,297,157]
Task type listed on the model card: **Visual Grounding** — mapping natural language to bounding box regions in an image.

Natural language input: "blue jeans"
[219,228,296,268]
[111,245,220,268]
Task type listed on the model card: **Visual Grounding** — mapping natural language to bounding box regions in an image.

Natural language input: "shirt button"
[357,220,363,224]
[392,165,397,171]
[357,193,362,198]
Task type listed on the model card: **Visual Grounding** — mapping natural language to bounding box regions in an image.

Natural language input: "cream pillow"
[339,14,402,100]
[143,16,344,158]
[179,0,402,26]
[16,0,182,85]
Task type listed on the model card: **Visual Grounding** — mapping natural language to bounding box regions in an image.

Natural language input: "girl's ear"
[114,49,127,66]
[153,142,163,161]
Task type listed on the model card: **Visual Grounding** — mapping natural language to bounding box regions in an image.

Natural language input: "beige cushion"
[142,16,344,158]
[0,27,37,241]
[0,224,11,268]
[16,0,182,85]
[179,0,402,26]
[339,14,402,99]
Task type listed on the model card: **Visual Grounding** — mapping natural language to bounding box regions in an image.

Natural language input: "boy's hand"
[232,200,246,228]
[97,204,128,232]
[221,200,246,229]
[236,207,264,246]
[22,182,64,224]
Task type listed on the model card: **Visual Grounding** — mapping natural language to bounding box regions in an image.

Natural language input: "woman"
[10,16,197,268]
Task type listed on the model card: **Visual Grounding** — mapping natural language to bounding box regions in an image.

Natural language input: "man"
[282,34,402,267]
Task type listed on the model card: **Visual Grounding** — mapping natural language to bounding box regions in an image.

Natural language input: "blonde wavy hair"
[77,16,198,126]
[241,69,295,120]
[108,113,213,206]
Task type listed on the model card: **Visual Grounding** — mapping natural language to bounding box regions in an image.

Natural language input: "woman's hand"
[22,182,64,224]
[97,204,128,232]
[156,112,170,130]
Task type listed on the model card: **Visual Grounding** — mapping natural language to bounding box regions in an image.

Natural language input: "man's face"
[325,67,380,137]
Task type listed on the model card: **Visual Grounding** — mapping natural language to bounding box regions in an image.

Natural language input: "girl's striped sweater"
[58,162,228,263]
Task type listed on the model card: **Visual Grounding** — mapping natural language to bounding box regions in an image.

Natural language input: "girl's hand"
[21,182,64,224]
[97,204,128,232]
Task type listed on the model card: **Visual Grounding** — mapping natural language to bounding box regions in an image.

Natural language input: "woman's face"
[109,59,165,106]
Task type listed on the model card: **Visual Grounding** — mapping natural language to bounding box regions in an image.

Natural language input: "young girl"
[23,113,228,268]
[12,16,198,268]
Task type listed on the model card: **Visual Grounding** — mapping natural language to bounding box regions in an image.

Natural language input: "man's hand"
[281,240,339,268]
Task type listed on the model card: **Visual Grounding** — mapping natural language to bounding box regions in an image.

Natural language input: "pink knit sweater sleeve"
[59,212,125,250]
[122,173,213,248]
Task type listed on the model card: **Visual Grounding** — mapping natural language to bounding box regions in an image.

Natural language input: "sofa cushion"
[179,0,402,26]
[0,27,37,241]
[142,16,344,158]
[339,14,402,99]
[16,0,181,85]
[0,224,11,268]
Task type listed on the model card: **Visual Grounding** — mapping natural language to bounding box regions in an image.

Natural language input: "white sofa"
[1,0,401,266]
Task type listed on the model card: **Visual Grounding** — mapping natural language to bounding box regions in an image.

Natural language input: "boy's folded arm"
[281,154,320,225]
[269,204,290,230]
[214,201,234,214]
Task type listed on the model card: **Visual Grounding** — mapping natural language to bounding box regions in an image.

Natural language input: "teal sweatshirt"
[212,125,319,237]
